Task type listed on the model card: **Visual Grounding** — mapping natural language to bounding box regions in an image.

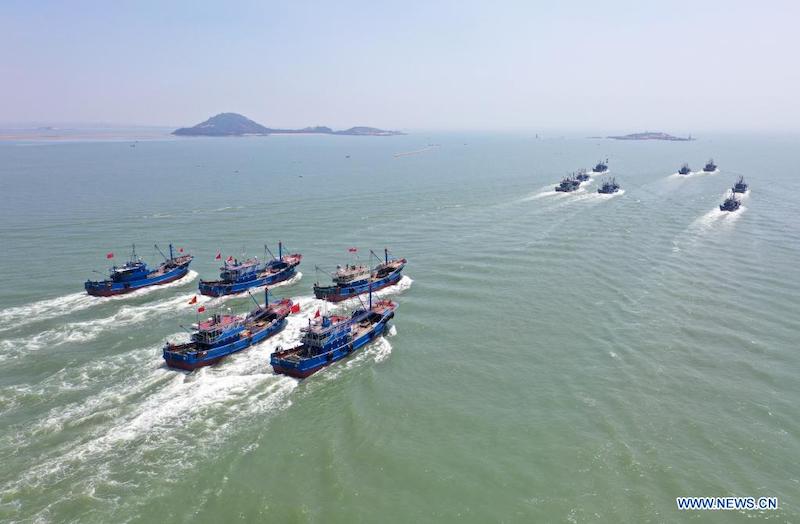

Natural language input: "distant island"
[605,131,694,141]
[173,113,404,137]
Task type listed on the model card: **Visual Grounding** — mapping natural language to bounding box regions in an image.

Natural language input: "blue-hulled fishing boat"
[313,249,406,302]
[703,158,718,172]
[575,169,590,182]
[592,158,609,173]
[555,176,580,192]
[719,191,741,212]
[732,176,748,193]
[85,244,192,297]
[678,163,692,175]
[163,288,297,370]
[597,177,621,194]
[198,242,302,297]
[271,291,397,378]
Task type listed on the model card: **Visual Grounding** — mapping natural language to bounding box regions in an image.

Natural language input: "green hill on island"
[173,113,403,137]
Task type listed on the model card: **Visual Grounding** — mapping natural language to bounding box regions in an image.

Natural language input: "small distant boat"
[163,288,296,370]
[85,244,192,297]
[314,249,406,302]
[732,176,748,193]
[597,177,621,194]
[719,191,741,212]
[271,290,397,378]
[575,169,590,182]
[678,163,692,175]
[555,176,581,192]
[198,242,301,297]
[592,159,609,173]
[703,158,718,172]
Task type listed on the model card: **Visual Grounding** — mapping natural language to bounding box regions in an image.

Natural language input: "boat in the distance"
[592,159,609,173]
[85,244,192,297]
[555,176,580,192]
[678,163,692,175]
[597,177,621,194]
[575,169,590,182]
[719,191,741,212]
[703,158,718,172]
[271,291,397,378]
[313,249,406,302]
[198,242,301,297]
[732,176,748,193]
[163,288,297,370]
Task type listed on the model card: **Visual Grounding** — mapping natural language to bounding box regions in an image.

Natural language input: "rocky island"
[173,113,404,137]
[606,131,694,141]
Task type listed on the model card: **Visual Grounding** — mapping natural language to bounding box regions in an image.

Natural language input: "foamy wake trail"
[0,270,198,333]
[691,204,747,231]
[2,336,298,502]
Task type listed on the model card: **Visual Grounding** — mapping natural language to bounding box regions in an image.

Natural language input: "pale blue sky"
[1,0,798,131]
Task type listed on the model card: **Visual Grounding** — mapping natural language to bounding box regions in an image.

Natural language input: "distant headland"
[173,113,404,137]
[603,131,694,141]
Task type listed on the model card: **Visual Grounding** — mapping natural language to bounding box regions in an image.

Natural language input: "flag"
[197,306,206,313]
[188,296,197,305]
[227,255,233,262]
[290,303,300,314]
[179,247,184,253]
[348,247,358,253]
[215,252,221,260]
[106,252,114,259]
[314,309,320,319]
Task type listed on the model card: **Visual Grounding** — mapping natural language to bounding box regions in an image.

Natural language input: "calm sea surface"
[0,132,798,522]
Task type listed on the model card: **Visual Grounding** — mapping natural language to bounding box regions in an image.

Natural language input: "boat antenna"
[385,248,389,264]
[278,241,283,260]
[246,288,264,310]
[154,244,169,261]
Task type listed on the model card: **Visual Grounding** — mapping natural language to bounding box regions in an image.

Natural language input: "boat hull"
[85,262,191,297]
[271,312,393,378]
[313,269,403,302]
[199,267,297,297]
[163,317,287,370]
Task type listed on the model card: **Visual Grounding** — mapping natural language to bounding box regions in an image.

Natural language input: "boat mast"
[279,241,283,260]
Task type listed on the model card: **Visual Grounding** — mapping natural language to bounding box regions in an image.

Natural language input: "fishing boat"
[313,249,407,302]
[555,176,580,192]
[198,242,301,297]
[732,176,748,193]
[575,169,590,182]
[271,290,397,378]
[719,191,741,212]
[678,163,692,175]
[703,158,718,172]
[592,158,609,173]
[85,244,192,297]
[597,177,621,194]
[163,288,297,370]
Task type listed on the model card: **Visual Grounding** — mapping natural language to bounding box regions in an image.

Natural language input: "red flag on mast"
[348,247,358,253]
[290,303,300,314]
[179,247,184,253]
[197,306,206,313]
[188,296,197,305]
[106,252,114,259]
[314,309,321,319]
[215,252,221,260]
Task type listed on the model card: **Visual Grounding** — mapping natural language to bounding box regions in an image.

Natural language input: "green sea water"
[0,132,798,522]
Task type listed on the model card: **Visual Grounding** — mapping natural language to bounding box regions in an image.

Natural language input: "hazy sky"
[2,0,798,131]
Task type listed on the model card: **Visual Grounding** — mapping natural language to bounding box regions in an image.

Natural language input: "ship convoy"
[553,158,748,211]
[85,244,407,378]
[554,159,621,195]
